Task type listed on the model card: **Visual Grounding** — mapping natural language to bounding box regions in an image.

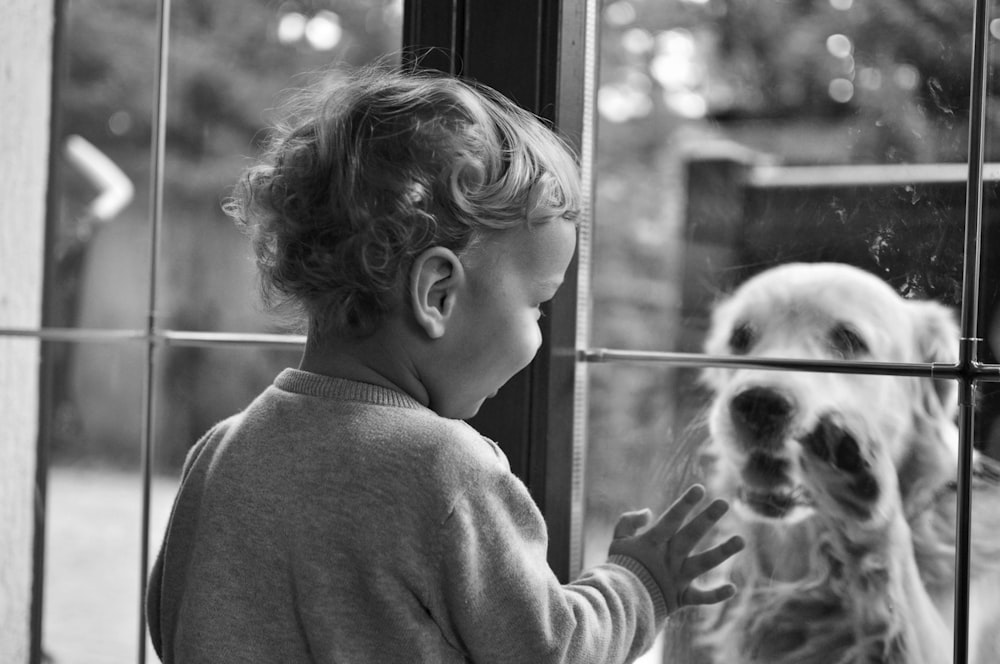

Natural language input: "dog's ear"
[909,299,960,420]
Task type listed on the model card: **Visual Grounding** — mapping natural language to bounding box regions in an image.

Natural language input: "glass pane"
[42,339,301,663]
[585,4,992,661]
[44,1,404,661]
[43,0,159,653]
[978,382,1000,463]
[44,465,153,664]
[982,173,1000,367]
[972,381,1000,664]
[160,0,404,335]
[54,0,156,334]
[584,361,708,663]
[592,0,974,356]
[980,2,1000,461]
[41,338,147,663]
[585,363,963,661]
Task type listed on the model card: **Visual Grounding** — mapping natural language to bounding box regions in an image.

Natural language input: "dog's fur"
[696,262,1000,664]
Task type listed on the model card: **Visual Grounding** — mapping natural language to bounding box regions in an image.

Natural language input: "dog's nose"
[730,387,793,440]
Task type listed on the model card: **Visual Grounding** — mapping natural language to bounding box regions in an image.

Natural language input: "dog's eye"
[829,323,868,356]
[729,323,755,354]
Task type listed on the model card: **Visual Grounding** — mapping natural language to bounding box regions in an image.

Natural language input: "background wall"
[0,0,54,661]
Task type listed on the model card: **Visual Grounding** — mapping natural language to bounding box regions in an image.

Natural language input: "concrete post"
[0,1,55,661]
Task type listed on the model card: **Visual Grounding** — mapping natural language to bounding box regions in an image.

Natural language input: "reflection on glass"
[979,9,1000,377]
[586,2,996,662]
[592,0,975,354]
[584,361,705,662]
[696,369,971,663]
[586,364,972,662]
[45,1,402,661]
[698,262,960,369]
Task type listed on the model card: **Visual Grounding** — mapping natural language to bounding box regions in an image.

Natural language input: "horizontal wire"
[8,327,1000,378]
[0,327,306,348]
[581,347,1000,380]
[748,161,1000,188]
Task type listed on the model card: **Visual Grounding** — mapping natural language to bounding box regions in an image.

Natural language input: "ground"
[43,466,176,664]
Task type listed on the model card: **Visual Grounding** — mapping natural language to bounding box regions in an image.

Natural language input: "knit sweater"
[147,368,667,663]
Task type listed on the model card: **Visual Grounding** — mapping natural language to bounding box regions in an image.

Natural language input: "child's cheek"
[526,323,543,360]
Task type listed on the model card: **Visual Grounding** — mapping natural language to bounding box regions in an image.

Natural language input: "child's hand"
[608,484,744,614]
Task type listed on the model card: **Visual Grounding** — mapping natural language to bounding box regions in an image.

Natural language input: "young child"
[146,62,744,663]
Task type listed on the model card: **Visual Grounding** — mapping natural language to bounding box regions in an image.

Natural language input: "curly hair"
[224,62,581,339]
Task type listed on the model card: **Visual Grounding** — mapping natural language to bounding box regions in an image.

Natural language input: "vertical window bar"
[569,0,598,580]
[33,3,68,659]
[955,0,991,661]
[138,0,171,662]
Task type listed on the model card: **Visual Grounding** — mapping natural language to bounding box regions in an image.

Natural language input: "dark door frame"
[402,0,589,581]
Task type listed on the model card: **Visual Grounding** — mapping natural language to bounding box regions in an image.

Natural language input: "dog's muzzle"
[730,386,795,446]
[727,385,816,520]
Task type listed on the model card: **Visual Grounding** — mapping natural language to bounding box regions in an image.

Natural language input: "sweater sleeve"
[146,420,232,662]
[431,466,667,664]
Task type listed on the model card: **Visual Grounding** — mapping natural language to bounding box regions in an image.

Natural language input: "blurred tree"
[597,0,980,165]
[60,0,402,191]
[53,0,403,468]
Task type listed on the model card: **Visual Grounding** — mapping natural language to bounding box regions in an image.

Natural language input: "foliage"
[598,0,983,165]
[53,0,402,469]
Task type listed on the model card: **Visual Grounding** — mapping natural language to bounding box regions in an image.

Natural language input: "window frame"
[403,0,596,582]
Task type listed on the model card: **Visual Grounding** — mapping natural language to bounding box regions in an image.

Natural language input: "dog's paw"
[797,415,883,521]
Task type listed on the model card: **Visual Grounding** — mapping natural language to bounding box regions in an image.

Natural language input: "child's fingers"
[671,497,731,549]
[612,509,654,539]
[680,581,738,607]
[647,484,707,539]
[680,535,745,580]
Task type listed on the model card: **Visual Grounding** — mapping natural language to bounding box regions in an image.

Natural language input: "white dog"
[696,262,1000,664]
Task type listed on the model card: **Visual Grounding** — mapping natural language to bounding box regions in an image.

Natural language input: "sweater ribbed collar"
[273,368,426,410]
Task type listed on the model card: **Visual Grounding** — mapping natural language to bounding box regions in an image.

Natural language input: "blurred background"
[46,1,401,661]
[38,0,999,662]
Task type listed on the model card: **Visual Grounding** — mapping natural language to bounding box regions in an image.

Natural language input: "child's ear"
[409,247,464,339]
